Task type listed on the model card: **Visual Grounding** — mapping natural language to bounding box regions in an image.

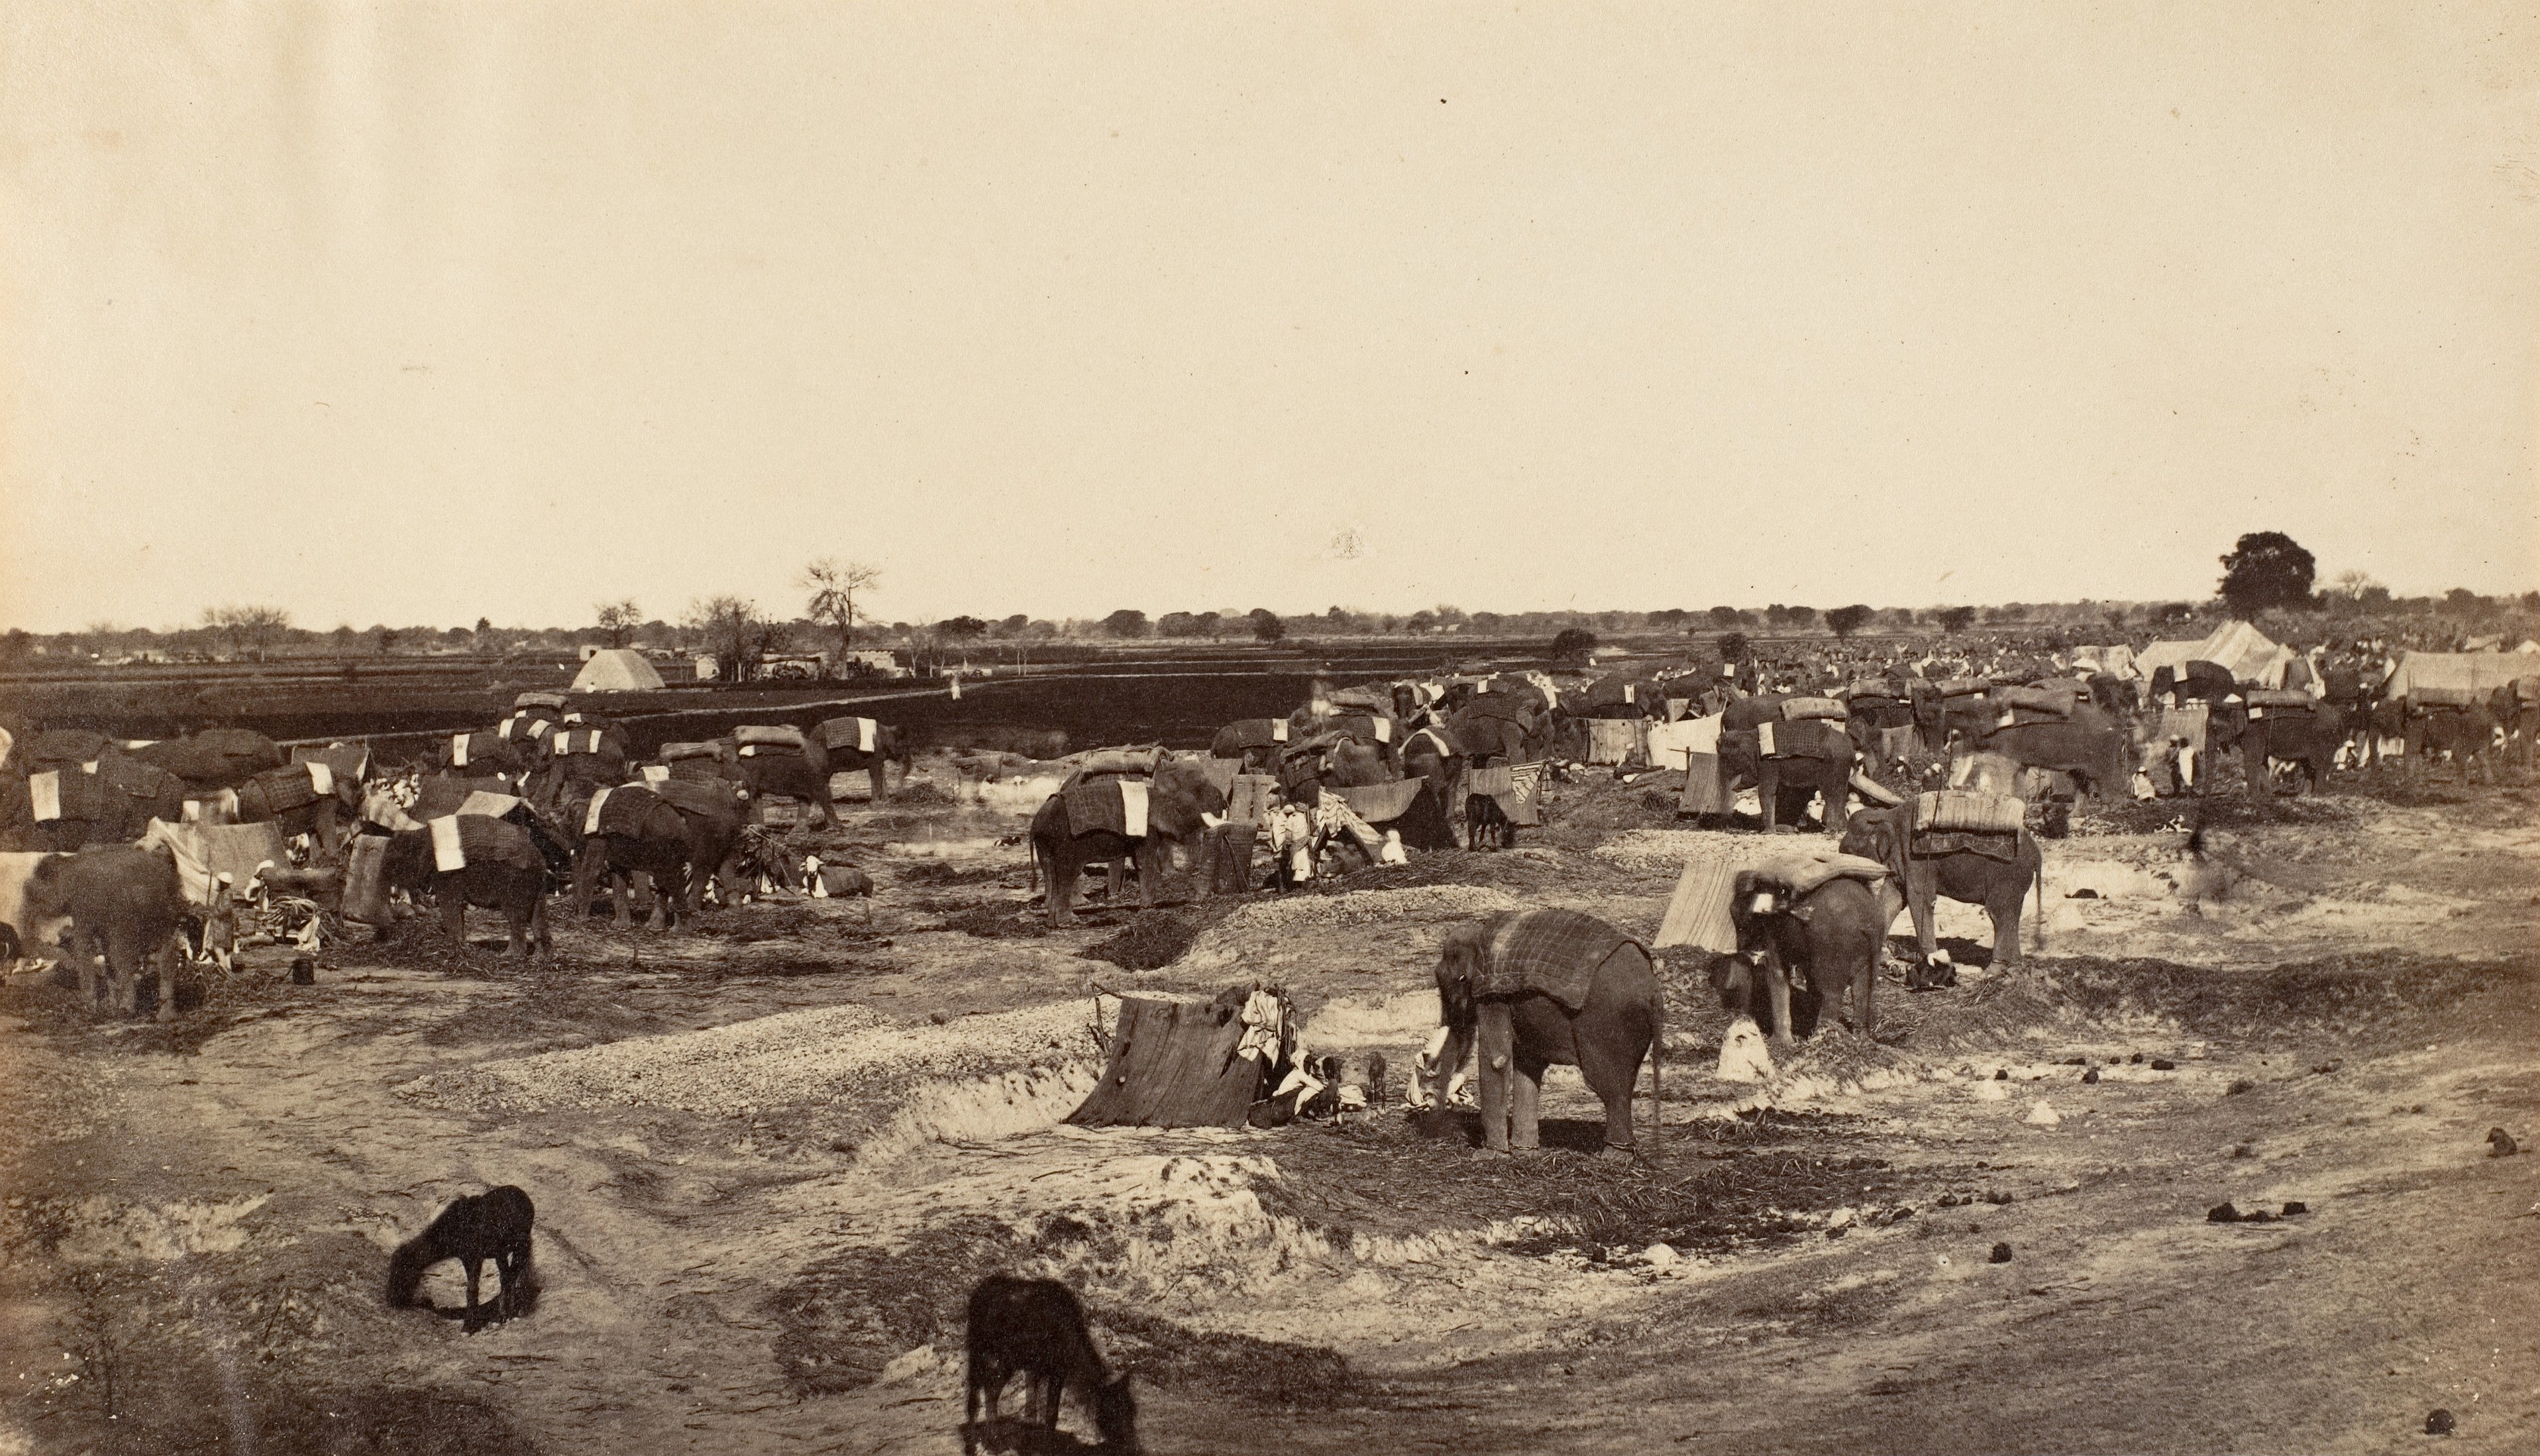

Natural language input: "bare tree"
[201,604,293,661]
[801,559,882,654]
[687,596,790,682]
[595,599,644,647]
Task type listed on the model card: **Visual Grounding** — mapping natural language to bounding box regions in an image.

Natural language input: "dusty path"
[3,770,2535,1455]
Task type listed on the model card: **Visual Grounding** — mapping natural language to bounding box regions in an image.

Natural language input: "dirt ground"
[3,759,2537,1455]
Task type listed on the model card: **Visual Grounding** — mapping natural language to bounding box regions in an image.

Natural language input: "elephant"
[1446,700,1546,768]
[1419,910,1661,1154]
[1715,698,1858,835]
[1972,703,2131,800]
[437,728,547,781]
[2402,703,2502,783]
[1277,733,1394,798]
[810,717,912,805]
[409,774,532,821]
[1841,686,1917,758]
[644,776,753,913]
[1030,756,1228,926]
[1840,804,2044,982]
[374,815,554,959]
[558,784,692,929]
[230,761,362,862]
[1399,723,1465,806]
[1209,719,1290,776]
[21,846,190,1019]
[1911,680,1999,753]
[7,756,189,851]
[130,729,289,790]
[1717,870,1883,1045]
[2221,698,2346,796]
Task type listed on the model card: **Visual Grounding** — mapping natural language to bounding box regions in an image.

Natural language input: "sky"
[3,1,2536,634]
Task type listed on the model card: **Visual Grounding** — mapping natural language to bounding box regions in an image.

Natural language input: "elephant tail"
[1027,839,1042,895]
[1646,986,1665,1135]
[2031,847,2048,953]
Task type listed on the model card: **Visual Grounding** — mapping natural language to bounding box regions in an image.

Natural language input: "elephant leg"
[1822,762,1851,836]
[443,892,466,949]
[1990,892,2025,969]
[637,870,668,930]
[610,865,633,927]
[1764,948,1796,1048]
[75,926,102,1004]
[1757,763,1779,831]
[1475,1001,1514,1153]
[1508,1055,1547,1151]
[1905,862,1940,980]
[154,935,179,1023]
[530,896,553,962]
[570,852,596,921]
[1135,837,1161,911]
[1041,840,1078,925]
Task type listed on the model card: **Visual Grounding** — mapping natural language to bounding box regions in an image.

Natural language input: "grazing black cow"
[963,1274,1136,1455]
[386,1185,535,1333]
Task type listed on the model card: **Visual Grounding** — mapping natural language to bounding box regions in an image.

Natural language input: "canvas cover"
[2382,651,2540,707]
[1067,988,1282,1129]
[585,785,661,839]
[2194,620,2296,688]
[1076,747,1165,780]
[1654,858,1740,953]
[1334,778,1426,825]
[1333,714,1394,746]
[1465,761,1544,826]
[1747,845,1891,897]
[570,649,666,692]
[514,690,570,711]
[1998,684,2079,717]
[651,777,743,820]
[1915,790,2025,835]
[817,717,881,753]
[1780,696,1847,722]
[1583,718,1646,766]
[1221,773,1280,824]
[290,741,371,787]
[1756,716,1849,761]
[735,724,805,749]
[1471,909,1642,1012]
[1936,677,1991,699]
[1063,778,1148,838]
[1644,715,1715,772]
[1677,753,1729,815]
[25,729,114,770]
[658,740,726,762]
[238,764,323,817]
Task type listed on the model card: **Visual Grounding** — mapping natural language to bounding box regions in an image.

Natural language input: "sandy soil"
[3,761,2535,1455]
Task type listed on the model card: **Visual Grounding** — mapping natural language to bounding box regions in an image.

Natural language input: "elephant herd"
[0,698,921,1018]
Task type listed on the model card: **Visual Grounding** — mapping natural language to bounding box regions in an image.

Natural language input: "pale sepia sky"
[4,1,2535,634]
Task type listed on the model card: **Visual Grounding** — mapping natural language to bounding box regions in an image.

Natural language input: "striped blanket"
[1465,761,1544,826]
[1471,910,1641,1012]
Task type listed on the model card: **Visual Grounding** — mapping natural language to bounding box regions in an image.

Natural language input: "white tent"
[2193,621,2295,689]
[570,648,666,692]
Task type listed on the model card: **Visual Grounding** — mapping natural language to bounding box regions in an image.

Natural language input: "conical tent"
[570,649,666,692]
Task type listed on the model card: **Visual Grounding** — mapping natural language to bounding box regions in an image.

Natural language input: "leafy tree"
[940,615,988,639]
[1155,611,1201,637]
[0,629,29,663]
[1549,627,1599,660]
[1708,605,1740,628]
[687,596,788,682]
[1936,606,1977,635]
[1194,611,1222,639]
[997,613,1030,637]
[2155,602,2199,626]
[1470,611,1503,633]
[1783,605,1817,628]
[474,616,493,637]
[1764,604,1789,627]
[1825,604,1874,641]
[1248,608,1285,643]
[1102,609,1149,639]
[2217,531,2316,618]
[1718,631,1752,664]
[801,558,883,652]
[595,599,643,647]
[2443,588,2484,613]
